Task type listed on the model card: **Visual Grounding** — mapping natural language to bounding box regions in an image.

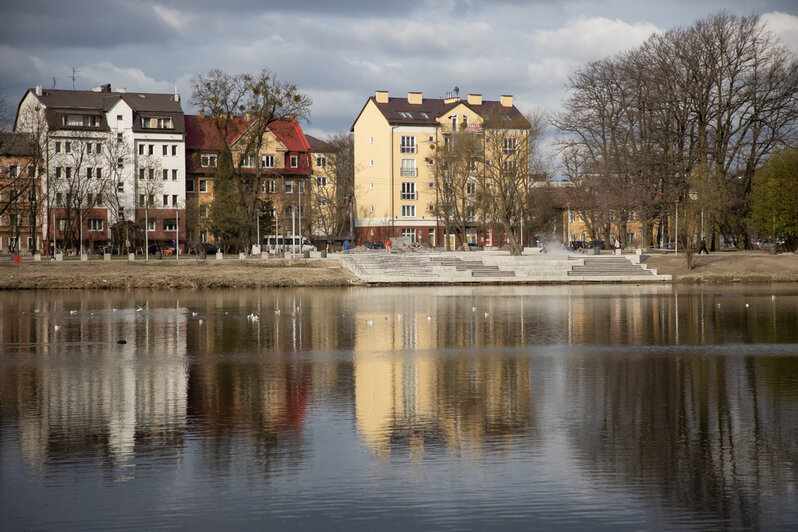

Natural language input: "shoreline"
[2,251,798,289]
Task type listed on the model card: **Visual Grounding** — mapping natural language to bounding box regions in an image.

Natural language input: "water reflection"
[1,285,798,530]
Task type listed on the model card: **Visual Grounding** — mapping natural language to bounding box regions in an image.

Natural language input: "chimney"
[500,95,513,107]
[407,91,422,105]
[35,85,42,96]
[375,90,389,104]
[467,94,482,106]
[117,87,126,93]
[174,86,180,102]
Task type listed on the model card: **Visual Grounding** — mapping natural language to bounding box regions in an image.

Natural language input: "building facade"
[185,115,312,250]
[0,133,38,253]
[14,84,185,254]
[351,90,528,247]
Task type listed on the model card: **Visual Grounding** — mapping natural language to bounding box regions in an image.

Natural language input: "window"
[148,144,154,155]
[401,205,416,217]
[9,213,21,226]
[315,155,326,168]
[369,182,374,190]
[172,145,178,156]
[503,160,517,176]
[117,183,124,193]
[369,205,374,213]
[86,168,93,179]
[158,118,172,129]
[452,115,457,130]
[462,115,468,128]
[467,206,476,219]
[55,141,61,153]
[55,167,62,178]
[186,180,194,193]
[65,141,71,153]
[400,159,416,177]
[290,155,298,168]
[266,180,275,193]
[369,137,373,144]
[201,154,217,167]
[139,144,144,155]
[242,155,254,168]
[401,182,416,200]
[96,143,102,153]
[369,160,374,167]
[56,193,63,206]
[119,207,125,219]
[199,180,207,192]
[285,181,294,193]
[117,158,124,168]
[467,158,477,173]
[163,145,168,156]
[147,220,156,231]
[139,169,145,180]
[402,228,416,242]
[163,169,169,181]
[568,212,575,223]
[298,181,306,194]
[65,167,72,179]
[172,169,177,181]
[316,176,327,187]
[400,136,416,154]
[172,194,178,206]
[139,194,145,207]
[117,133,123,143]
[163,194,169,206]
[318,198,328,207]
[117,114,123,121]
[149,168,155,180]
[88,219,103,232]
[262,155,274,168]
[86,143,92,154]
[9,165,19,178]
[428,204,435,213]
[466,181,476,195]
[200,205,208,217]
[503,138,517,155]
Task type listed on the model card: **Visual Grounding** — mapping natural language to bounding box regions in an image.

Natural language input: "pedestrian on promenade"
[699,237,709,254]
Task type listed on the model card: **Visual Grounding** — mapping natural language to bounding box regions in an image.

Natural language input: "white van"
[262,235,317,253]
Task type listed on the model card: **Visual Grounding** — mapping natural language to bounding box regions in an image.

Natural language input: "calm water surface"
[1,285,798,531]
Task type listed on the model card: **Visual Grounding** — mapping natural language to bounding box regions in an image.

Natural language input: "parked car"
[587,240,606,250]
[364,241,385,250]
[147,244,164,255]
[190,243,218,255]
[467,242,483,251]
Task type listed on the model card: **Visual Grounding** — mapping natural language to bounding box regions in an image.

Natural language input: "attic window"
[140,117,173,129]
[399,112,413,119]
[420,113,430,120]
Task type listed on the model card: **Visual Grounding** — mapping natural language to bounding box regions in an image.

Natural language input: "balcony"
[400,168,417,177]
[400,192,417,200]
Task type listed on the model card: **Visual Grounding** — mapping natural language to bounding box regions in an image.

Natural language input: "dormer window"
[290,155,298,168]
[140,116,173,129]
[399,111,413,119]
[201,154,217,167]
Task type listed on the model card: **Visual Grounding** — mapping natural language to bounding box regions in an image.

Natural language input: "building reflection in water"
[1,285,798,528]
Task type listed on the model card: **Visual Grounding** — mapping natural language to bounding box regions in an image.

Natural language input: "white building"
[14,83,185,253]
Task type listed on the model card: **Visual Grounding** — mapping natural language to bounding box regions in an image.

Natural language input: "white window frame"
[401,205,416,217]
[401,182,417,200]
[400,136,416,154]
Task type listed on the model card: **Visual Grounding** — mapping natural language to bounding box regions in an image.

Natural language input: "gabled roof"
[23,86,185,134]
[185,115,250,150]
[351,94,529,131]
[268,119,310,153]
[305,134,333,154]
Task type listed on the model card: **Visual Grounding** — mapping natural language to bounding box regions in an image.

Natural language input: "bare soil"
[0,257,362,290]
[644,250,798,283]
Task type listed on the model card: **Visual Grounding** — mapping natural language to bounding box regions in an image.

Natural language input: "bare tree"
[430,128,482,250]
[191,68,312,250]
[478,111,545,255]
[310,133,355,245]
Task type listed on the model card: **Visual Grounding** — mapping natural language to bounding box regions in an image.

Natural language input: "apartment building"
[0,132,38,253]
[185,114,312,248]
[351,90,528,246]
[14,84,185,254]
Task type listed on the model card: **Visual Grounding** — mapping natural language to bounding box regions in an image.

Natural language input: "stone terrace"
[335,250,671,284]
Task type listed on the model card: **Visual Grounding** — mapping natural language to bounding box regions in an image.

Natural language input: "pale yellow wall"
[353,100,391,222]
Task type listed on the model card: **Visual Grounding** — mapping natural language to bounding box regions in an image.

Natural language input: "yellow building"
[351,91,527,246]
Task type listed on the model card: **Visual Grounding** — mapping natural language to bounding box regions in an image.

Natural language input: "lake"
[2,285,798,530]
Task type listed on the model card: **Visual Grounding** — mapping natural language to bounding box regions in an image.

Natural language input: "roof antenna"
[52,77,56,89]
[71,67,83,90]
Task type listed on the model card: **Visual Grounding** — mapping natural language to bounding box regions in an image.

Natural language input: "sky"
[1,0,797,145]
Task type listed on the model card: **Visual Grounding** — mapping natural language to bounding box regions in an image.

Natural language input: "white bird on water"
[397,314,404,319]
[426,316,432,321]
[484,312,490,318]
[192,311,198,317]
[275,309,281,315]
[70,310,78,315]
[472,307,477,312]
[54,325,61,331]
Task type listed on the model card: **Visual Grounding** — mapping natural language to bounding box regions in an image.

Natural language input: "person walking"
[698,237,709,254]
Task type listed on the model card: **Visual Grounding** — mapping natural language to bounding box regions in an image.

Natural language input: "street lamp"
[674,200,679,256]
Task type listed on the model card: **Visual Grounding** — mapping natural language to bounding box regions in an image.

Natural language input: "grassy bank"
[0,257,361,289]
[644,250,798,283]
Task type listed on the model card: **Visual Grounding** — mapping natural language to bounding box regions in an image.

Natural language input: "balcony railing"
[400,192,417,200]
[400,168,417,177]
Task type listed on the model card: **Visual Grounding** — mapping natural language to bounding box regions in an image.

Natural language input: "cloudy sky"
[1,0,797,141]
